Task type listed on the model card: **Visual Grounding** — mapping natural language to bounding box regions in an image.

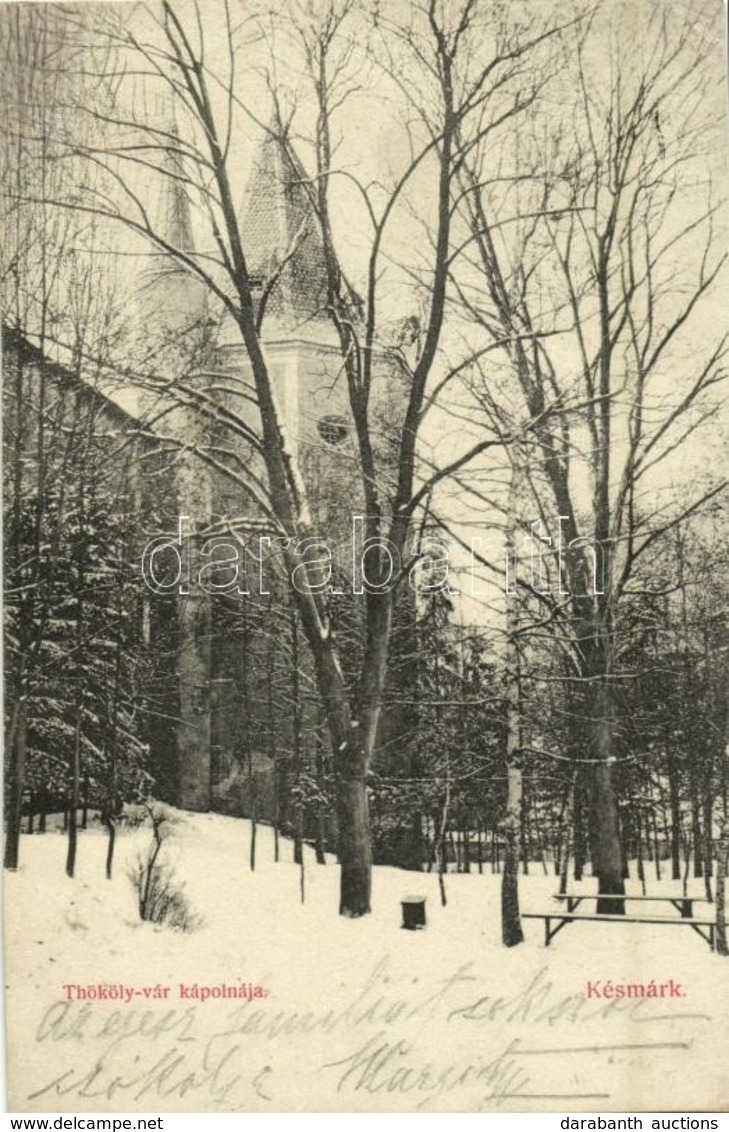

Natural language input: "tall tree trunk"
[176,586,212,810]
[559,824,571,896]
[316,646,379,915]
[703,790,714,902]
[102,813,116,880]
[240,593,256,873]
[520,780,530,877]
[691,773,703,877]
[534,812,549,876]
[336,742,372,914]
[426,815,436,872]
[249,783,258,873]
[681,819,691,898]
[66,709,81,878]
[652,805,662,881]
[290,603,304,869]
[315,723,327,865]
[588,681,625,914]
[573,775,585,882]
[501,532,524,947]
[266,619,279,864]
[502,763,524,945]
[558,775,576,896]
[4,696,28,870]
[668,752,681,880]
[436,784,450,908]
[462,814,471,874]
[636,811,646,891]
[620,809,630,880]
[716,823,729,956]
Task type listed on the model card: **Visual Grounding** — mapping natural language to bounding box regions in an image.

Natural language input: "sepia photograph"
[1,0,728,1113]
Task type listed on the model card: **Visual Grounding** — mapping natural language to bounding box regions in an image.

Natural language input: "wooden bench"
[523,899,717,950]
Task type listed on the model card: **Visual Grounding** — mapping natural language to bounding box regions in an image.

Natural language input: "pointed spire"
[155,141,196,255]
[240,129,330,330]
[140,100,208,331]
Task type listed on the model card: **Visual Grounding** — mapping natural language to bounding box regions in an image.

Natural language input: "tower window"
[317,414,349,446]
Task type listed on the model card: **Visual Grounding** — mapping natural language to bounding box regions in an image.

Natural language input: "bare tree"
[452,2,727,911]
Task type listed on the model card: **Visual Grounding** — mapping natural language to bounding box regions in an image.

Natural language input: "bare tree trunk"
[681,819,691,898]
[559,823,571,897]
[703,790,714,902]
[520,785,530,877]
[716,824,729,957]
[462,814,471,874]
[273,775,280,864]
[66,708,81,878]
[426,815,436,873]
[315,814,327,864]
[668,751,682,880]
[436,785,450,908]
[588,682,625,914]
[298,803,306,905]
[534,814,549,876]
[636,812,646,891]
[450,831,459,873]
[315,717,327,865]
[335,754,374,913]
[691,774,703,877]
[502,764,524,946]
[652,805,662,881]
[102,813,116,880]
[558,776,576,897]
[574,782,585,882]
[81,775,89,831]
[249,785,257,873]
[620,810,630,880]
[501,518,524,947]
[290,604,304,869]
[4,697,28,870]
[266,622,279,864]
[176,590,212,813]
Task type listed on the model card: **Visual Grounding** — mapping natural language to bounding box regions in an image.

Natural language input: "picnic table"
[522,891,716,949]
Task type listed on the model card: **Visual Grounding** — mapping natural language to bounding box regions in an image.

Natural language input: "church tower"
[140,127,403,824]
[138,128,214,814]
[216,132,354,456]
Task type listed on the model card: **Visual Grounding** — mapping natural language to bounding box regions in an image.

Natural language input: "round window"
[317,414,350,446]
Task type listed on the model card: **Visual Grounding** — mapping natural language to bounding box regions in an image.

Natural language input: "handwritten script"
[17,959,711,1111]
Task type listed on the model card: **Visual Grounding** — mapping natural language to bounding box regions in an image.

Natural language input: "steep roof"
[1,324,143,426]
[140,130,209,328]
[240,131,331,328]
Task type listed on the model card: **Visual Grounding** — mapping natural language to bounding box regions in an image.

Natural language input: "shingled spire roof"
[156,146,196,256]
[141,117,208,328]
[240,130,331,330]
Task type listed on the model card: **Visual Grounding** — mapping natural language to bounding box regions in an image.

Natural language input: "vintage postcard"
[2,0,728,1114]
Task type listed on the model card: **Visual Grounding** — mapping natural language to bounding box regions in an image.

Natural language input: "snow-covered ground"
[4,810,728,1112]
